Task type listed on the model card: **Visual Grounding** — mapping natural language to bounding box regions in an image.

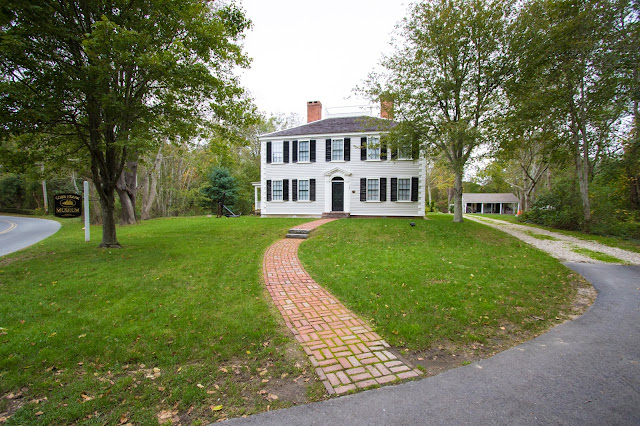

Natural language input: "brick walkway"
[263,219,421,395]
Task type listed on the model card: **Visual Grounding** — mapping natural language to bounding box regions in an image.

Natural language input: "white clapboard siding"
[260,134,426,217]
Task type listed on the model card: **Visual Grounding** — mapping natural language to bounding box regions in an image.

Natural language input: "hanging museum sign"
[54,193,82,218]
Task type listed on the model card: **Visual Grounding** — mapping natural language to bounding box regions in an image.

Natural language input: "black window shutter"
[310,140,316,162]
[325,139,331,161]
[292,179,298,201]
[283,179,289,201]
[292,141,298,163]
[411,177,419,201]
[310,179,316,201]
[266,142,272,164]
[361,137,367,161]
[381,141,387,160]
[380,178,387,201]
[266,180,272,201]
[360,178,366,202]
[283,141,289,163]
[391,178,398,202]
[344,138,350,161]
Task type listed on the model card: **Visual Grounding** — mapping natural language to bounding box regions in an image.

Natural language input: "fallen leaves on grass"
[156,410,179,424]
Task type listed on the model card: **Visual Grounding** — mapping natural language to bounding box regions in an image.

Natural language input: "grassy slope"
[299,214,578,350]
[0,216,312,424]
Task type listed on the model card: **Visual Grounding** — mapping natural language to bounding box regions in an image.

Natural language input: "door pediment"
[324,167,352,177]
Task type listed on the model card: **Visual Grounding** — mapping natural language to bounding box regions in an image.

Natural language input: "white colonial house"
[256,101,426,218]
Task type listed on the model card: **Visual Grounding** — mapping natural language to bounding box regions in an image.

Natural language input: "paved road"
[0,215,61,257]
[229,263,640,425]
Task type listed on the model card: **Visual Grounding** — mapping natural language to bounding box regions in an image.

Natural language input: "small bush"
[519,178,582,230]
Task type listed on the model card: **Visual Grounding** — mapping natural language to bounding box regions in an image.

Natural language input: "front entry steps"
[286,229,311,239]
[321,212,350,219]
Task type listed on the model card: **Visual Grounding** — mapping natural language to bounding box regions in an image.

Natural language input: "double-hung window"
[272,180,283,201]
[397,178,411,201]
[298,180,309,201]
[332,139,344,161]
[272,142,283,163]
[367,179,379,201]
[367,137,380,160]
[397,144,412,160]
[298,141,310,162]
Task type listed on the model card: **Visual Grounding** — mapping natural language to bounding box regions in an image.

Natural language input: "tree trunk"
[453,170,464,222]
[116,160,138,225]
[574,138,591,232]
[98,189,120,248]
[141,149,162,220]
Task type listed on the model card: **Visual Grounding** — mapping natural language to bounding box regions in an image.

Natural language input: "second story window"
[299,141,310,162]
[272,142,283,163]
[367,137,380,160]
[397,144,413,160]
[332,139,344,161]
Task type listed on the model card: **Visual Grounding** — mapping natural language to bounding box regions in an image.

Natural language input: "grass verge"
[0,216,322,424]
[571,247,625,264]
[523,230,559,241]
[299,214,588,371]
[470,213,640,253]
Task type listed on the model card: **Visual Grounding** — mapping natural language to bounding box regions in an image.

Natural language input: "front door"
[332,181,344,211]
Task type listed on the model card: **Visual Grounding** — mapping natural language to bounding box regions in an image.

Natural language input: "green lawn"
[0,216,317,424]
[299,214,580,350]
[470,213,640,253]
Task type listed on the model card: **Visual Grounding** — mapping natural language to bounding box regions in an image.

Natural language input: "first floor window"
[332,139,344,161]
[272,180,283,200]
[367,179,379,201]
[398,178,411,201]
[272,142,283,163]
[298,141,310,162]
[298,180,309,201]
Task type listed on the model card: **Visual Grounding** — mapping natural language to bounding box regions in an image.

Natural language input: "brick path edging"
[263,219,422,395]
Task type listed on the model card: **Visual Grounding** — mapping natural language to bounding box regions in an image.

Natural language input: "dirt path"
[465,215,640,265]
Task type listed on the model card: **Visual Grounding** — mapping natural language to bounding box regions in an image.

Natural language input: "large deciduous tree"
[509,0,629,231]
[364,0,513,222]
[0,0,252,247]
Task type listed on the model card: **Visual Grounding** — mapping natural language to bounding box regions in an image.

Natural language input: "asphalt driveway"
[229,263,640,425]
[0,215,61,257]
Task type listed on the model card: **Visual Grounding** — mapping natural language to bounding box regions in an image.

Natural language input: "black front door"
[332,181,344,211]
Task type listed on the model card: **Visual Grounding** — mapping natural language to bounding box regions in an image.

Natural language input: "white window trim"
[271,141,284,164]
[331,138,344,162]
[396,177,412,202]
[298,140,310,163]
[297,179,310,202]
[272,179,284,201]
[366,178,380,202]
[366,136,381,161]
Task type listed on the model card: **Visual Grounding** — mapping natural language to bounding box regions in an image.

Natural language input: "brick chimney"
[380,99,393,120]
[307,101,322,123]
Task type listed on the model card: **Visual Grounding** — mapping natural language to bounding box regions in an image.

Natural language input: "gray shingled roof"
[463,193,519,203]
[261,116,397,138]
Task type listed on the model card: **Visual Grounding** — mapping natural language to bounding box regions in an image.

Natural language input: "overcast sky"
[239,0,410,120]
